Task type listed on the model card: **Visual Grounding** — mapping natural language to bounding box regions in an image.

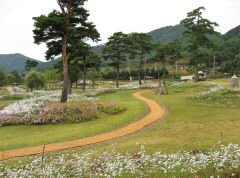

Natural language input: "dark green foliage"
[0,68,8,87]
[101,67,168,80]
[180,6,219,82]
[220,54,240,74]
[33,0,99,102]
[217,40,240,63]
[10,70,22,84]
[102,32,129,67]
[167,39,182,66]
[102,32,130,87]
[151,42,170,90]
[128,33,153,85]
[25,71,45,91]
[25,60,39,71]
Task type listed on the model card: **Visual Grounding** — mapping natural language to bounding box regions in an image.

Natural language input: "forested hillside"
[0,53,42,72]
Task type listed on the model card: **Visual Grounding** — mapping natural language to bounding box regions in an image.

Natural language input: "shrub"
[97,101,126,114]
[32,101,98,124]
[0,101,98,126]
[25,71,45,91]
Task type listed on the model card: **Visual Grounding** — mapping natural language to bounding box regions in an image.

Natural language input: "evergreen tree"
[129,33,153,85]
[151,42,169,94]
[167,39,182,78]
[24,60,38,71]
[102,32,129,88]
[180,6,219,82]
[33,0,99,102]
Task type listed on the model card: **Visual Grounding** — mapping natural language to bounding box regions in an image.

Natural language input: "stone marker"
[231,74,239,88]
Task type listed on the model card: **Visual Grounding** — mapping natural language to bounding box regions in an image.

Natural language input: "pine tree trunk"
[162,60,168,94]
[157,62,160,85]
[162,60,165,86]
[144,58,146,83]
[138,55,143,85]
[83,54,87,91]
[68,76,72,94]
[194,59,199,82]
[154,62,161,95]
[92,67,95,88]
[116,64,119,88]
[60,35,69,103]
[172,64,175,79]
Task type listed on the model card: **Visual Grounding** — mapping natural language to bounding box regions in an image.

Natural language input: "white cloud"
[0,0,239,61]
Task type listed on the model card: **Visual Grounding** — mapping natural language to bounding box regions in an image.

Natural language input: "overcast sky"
[0,0,239,61]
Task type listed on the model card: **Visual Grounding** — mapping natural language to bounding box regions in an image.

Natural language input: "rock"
[231,74,239,88]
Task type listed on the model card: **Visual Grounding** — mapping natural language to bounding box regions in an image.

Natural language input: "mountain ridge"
[1,24,240,72]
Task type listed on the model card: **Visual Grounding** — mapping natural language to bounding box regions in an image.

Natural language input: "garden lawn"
[0,89,146,150]
[72,82,240,154]
[0,95,24,109]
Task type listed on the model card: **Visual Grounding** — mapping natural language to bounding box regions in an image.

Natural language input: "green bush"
[97,101,126,114]
[25,71,45,91]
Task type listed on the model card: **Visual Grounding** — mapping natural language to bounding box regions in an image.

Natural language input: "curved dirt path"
[0,91,166,161]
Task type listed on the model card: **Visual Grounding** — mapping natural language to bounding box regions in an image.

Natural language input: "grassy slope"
[0,90,146,150]
[72,83,240,154]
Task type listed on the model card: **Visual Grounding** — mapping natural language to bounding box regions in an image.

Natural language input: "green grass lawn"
[2,81,240,177]
[0,95,24,109]
[70,82,240,154]
[0,90,146,150]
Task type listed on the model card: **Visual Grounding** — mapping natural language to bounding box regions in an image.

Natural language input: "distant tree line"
[101,68,169,81]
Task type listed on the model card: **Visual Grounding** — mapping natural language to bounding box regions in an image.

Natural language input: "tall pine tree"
[180,6,218,82]
[129,33,153,85]
[33,0,99,102]
[102,32,129,88]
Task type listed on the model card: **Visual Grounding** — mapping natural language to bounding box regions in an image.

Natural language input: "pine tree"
[33,0,99,102]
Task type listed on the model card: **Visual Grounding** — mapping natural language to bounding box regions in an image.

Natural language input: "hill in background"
[0,53,43,73]
[1,24,239,72]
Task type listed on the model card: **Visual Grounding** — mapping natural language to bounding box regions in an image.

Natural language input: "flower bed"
[0,90,99,126]
[193,85,240,107]
[1,144,239,177]
[0,101,98,126]
[0,91,97,116]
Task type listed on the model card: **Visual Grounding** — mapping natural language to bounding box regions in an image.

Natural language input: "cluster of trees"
[0,68,24,87]
[30,2,239,101]
[217,39,240,74]
[0,67,59,91]
[101,6,218,93]
[101,68,169,81]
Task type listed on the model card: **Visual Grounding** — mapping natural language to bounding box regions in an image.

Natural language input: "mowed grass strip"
[73,83,240,154]
[0,89,146,150]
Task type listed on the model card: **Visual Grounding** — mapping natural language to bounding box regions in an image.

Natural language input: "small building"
[198,71,207,79]
[180,75,194,81]
[12,82,19,87]
[180,71,207,81]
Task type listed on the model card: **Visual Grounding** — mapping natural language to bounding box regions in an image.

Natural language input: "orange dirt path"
[0,91,166,161]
